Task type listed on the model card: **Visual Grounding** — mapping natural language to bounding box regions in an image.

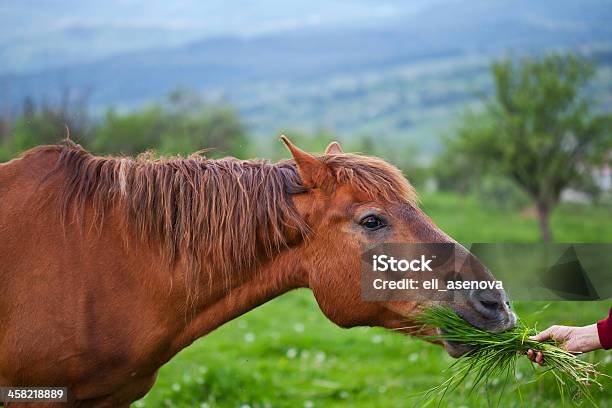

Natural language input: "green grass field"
[138,193,612,408]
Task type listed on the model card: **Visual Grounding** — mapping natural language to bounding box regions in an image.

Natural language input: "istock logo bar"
[360,243,612,302]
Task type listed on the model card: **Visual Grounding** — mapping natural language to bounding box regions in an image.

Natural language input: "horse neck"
[167,247,308,355]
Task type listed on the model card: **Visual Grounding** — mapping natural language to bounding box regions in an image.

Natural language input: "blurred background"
[1,1,611,406]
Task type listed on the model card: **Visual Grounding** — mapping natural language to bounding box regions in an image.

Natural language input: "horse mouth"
[443,340,473,357]
[438,329,474,358]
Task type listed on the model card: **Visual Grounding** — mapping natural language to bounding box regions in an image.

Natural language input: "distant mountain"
[4,0,610,104]
[1,0,611,154]
[0,0,438,73]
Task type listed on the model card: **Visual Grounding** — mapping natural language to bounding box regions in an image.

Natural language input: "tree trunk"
[536,201,553,243]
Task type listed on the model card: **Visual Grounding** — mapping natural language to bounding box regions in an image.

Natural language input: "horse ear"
[280,135,332,190]
[325,141,343,154]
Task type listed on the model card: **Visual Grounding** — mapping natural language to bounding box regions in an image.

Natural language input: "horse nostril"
[479,300,500,310]
[468,289,508,321]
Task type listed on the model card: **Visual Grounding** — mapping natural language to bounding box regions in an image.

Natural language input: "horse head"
[281,136,516,356]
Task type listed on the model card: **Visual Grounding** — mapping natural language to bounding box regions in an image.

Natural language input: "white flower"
[244,332,255,343]
[315,351,326,364]
[286,348,298,359]
[293,323,305,333]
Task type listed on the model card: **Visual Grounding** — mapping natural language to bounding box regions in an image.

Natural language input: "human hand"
[526,324,601,365]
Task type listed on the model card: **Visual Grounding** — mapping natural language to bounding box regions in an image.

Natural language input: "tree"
[92,106,166,155]
[93,89,249,158]
[449,54,611,242]
[1,90,90,161]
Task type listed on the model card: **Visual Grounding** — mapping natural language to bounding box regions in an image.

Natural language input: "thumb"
[530,327,553,342]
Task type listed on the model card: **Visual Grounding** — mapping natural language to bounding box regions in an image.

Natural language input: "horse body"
[0,139,515,407]
[0,148,312,406]
[1,149,175,405]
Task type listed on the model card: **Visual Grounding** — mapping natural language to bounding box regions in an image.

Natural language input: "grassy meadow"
[136,192,612,408]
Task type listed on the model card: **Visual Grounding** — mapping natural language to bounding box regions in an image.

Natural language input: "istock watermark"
[361,243,612,302]
[372,254,434,272]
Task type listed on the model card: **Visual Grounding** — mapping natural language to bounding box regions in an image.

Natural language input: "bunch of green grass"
[416,307,605,406]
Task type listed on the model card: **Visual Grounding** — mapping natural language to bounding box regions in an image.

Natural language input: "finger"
[530,328,552,342]
[527,349,534,360]
[536,351,544,365]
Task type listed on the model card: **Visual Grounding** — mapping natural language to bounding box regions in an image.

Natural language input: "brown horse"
[0,137,515,407]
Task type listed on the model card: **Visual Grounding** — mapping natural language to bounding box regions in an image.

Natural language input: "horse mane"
[34,140,416,301]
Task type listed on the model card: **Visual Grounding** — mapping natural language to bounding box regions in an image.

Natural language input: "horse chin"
[442,339,473,358]
[437,329,472,357]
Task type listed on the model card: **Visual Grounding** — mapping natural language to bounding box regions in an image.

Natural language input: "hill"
[2,0,611,156]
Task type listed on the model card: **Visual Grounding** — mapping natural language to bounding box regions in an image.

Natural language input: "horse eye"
[360,215,386,231]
